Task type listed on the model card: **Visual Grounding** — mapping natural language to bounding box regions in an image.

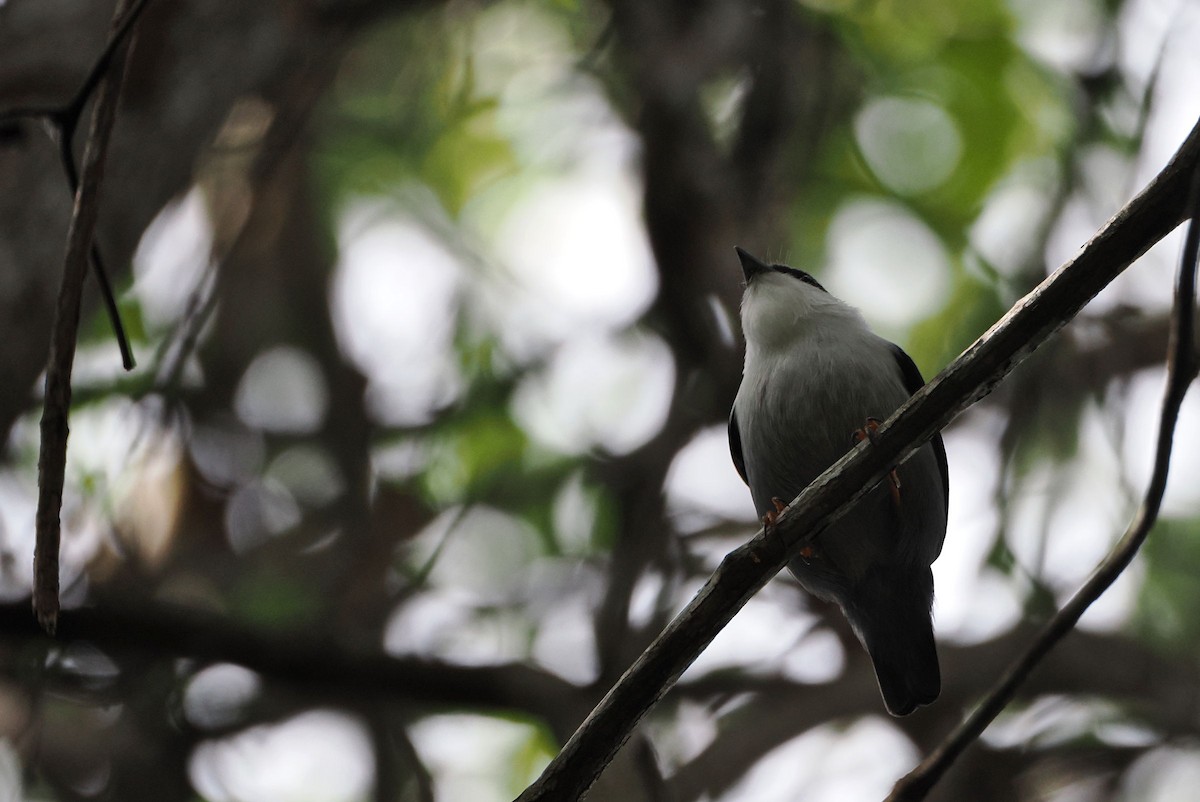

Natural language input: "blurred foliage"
[7,0,1200,800]
[1135,517,1200,657]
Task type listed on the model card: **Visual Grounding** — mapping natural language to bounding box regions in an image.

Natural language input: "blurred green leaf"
[423,409,531,503]
[420,110,518,216]
[1134,518,1200,657]
[232,573,324,630]
[908,266,1006,371]
[505,716,557,795]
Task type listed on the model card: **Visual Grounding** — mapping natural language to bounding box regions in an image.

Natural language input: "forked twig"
[0,0,152,371]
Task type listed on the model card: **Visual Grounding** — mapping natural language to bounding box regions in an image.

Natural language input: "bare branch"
[885,147,1200,802]
[33,0,144,634]
[515,116,1200,802]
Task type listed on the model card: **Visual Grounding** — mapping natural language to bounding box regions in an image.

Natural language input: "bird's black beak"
[735,247,770,283]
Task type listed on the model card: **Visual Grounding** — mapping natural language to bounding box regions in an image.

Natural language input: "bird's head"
[735,247,851,349]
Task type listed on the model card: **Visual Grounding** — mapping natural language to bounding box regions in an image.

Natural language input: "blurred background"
[1,0,1200,800]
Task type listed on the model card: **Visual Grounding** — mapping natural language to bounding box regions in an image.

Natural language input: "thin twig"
[61,0,155,128]
[56,0,155,373]
[514,116,1200,802]
[0,0,152,371]
[33,0,143,635]
[885,154,1200,802]
[87,245,135,370]
[150,260,219,397]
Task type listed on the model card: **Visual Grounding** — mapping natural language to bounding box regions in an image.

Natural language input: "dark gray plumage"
[729,247,949,716]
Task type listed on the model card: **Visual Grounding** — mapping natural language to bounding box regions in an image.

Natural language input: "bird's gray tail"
[846,566,940,717]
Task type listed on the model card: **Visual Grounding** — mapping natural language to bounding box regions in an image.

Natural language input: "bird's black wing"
[890,343,949,507]
[728,408,748,486]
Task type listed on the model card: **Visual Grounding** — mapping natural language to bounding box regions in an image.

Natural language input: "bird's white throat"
[740,271,869,353]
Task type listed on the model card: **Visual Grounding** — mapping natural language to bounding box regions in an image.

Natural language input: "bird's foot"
[851,417,884,446]
[762,498,819,561]
[761,497,788,528]
[852,418,902,509]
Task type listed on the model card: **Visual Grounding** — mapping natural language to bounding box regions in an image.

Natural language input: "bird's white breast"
[734,273,910,516]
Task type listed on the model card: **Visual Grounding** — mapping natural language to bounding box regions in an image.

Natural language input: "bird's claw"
[852,418,903,509]
[761,496,788,528]
[763,497,819,562]
[851,417,885,446]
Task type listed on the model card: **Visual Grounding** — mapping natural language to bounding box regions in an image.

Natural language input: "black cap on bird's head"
[735,247,827,293]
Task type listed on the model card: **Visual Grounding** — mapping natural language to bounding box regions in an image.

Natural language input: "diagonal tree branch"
[885,152,1200,802]
[33,0,144,635]
[514,116,1200,802]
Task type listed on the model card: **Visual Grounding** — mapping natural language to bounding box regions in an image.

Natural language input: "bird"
[728,246,949,716]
